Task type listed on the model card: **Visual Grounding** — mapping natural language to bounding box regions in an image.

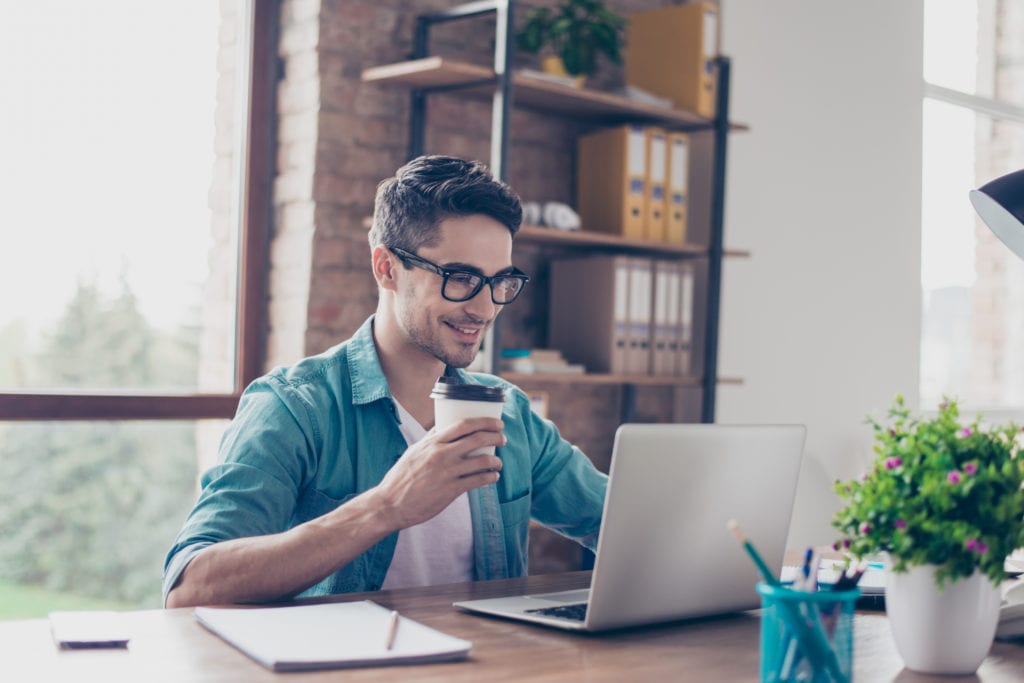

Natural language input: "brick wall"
[265,0,706,570]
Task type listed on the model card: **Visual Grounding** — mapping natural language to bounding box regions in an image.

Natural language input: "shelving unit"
[361,0,742,423]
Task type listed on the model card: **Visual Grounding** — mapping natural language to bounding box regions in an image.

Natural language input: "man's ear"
[372,245,399,291]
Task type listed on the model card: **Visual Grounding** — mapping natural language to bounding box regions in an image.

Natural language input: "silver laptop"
[454,423,806,631]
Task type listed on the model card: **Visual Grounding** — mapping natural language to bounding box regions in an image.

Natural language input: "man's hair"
[368,155,522,251]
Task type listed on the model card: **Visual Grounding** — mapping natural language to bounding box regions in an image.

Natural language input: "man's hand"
[371,416,505,530]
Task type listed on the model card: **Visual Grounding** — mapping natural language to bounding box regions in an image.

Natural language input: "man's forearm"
[165,489,397,608]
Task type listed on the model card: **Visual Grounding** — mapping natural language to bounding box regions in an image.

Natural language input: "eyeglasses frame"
[388,246,529,305]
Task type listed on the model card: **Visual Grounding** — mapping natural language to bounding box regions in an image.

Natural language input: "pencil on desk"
[385,610,399,651]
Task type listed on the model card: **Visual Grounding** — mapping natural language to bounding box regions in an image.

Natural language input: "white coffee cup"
[431,378,505,456]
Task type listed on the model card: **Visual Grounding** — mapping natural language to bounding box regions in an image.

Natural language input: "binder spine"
[645,127,668,242]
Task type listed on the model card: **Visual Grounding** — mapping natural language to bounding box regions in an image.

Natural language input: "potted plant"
[515,0,626,85]
[832,394,1024,675]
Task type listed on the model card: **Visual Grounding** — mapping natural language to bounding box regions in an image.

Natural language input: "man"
[164,155,607,608]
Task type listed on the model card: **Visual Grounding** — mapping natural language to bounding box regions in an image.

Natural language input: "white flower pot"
[886,564,1001,675]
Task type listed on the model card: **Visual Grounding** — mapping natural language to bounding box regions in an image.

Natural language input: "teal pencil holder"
[756,583,859,683]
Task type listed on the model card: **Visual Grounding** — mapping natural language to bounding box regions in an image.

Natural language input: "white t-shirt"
[381,399,475,589]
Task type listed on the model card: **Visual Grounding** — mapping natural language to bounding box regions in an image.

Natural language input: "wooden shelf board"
[361,219,749,257]
[502,372,744,387]
[516,225,750,258]
[362,57,494,89]
[516,225,705,256]
[362,57,749,131]
[501,372,698,386]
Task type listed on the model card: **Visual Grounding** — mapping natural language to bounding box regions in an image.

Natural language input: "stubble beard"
[402,308,490,369]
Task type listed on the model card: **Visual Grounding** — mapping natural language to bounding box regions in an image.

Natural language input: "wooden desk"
[3,572,1023,681]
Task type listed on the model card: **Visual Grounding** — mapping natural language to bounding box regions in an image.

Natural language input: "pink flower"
[894,519,907,530]
[885,457,902,470]
[940,401,949,409]
[964,462,978,475]
[859,522,872,535]
[947,470,961,484]
[965,538,989,555]
[959,427,972,438]
[843,538,851,549]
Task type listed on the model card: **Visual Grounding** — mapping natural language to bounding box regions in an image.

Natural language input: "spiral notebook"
[195,601,471,671]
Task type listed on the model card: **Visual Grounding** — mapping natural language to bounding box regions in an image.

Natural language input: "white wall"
[718,1,925,545]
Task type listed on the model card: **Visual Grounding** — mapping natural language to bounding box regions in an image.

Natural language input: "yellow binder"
[644,127,668,243]
[576,125,647,240]
[665,132,690,244]
[625,2,719,119]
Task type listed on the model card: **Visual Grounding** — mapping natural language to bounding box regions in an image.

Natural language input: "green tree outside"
[0,278,202,617]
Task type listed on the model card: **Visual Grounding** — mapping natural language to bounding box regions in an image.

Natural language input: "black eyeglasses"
[389,247,529,305]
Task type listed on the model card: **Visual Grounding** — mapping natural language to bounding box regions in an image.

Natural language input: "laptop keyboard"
[525,603,588,621]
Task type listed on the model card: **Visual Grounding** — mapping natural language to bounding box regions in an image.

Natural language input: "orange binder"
[625,2,719,118]
[576,125,647,239]
[644,127,668,242]
[665,132,690,244]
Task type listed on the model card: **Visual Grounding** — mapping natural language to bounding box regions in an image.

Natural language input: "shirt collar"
[346,316,392,405]
[346,315,477,405]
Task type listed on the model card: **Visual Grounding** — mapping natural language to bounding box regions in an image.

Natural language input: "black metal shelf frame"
[408,0,514,179]
[402,0,731,423]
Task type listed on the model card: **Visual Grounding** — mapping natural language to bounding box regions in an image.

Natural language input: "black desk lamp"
[969,168,1024,260]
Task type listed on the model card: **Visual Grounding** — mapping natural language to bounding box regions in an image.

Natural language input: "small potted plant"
[515,0,627,85]
[832,394,1024,675]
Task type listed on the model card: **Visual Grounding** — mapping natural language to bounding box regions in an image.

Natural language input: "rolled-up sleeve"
[161,376,321,604]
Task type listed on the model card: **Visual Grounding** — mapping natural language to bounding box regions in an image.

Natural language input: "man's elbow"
[164,583,198,609]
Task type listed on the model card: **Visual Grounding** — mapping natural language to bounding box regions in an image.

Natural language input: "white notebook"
[195,601,471,671]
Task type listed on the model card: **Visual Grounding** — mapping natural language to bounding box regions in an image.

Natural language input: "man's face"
[393,214,515,368]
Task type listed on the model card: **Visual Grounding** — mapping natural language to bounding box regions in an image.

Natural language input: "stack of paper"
[195,601,471,671]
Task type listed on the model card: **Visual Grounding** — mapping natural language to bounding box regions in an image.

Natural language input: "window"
[920,0,1024,411]
[0,1,275,616]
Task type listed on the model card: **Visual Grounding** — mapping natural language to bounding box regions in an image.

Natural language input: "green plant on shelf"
[515,0,627,78]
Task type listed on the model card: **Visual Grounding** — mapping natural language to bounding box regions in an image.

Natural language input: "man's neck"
[372,315,445,428]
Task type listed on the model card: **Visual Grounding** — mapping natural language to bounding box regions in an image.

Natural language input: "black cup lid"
[430,376,505,402]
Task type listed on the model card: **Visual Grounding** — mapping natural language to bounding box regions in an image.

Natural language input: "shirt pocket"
[499,491,531,577]
[292,488,357,525]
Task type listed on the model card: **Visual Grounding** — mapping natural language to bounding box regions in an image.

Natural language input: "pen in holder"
[756,583,859,683]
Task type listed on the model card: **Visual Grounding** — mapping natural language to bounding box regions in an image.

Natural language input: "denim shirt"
[163,316,607,603]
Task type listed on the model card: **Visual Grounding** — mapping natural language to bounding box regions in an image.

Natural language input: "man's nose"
[462,284,500,319]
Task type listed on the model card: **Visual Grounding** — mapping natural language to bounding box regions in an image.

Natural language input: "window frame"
[919,4,1024,412]
[0,0,277,421]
